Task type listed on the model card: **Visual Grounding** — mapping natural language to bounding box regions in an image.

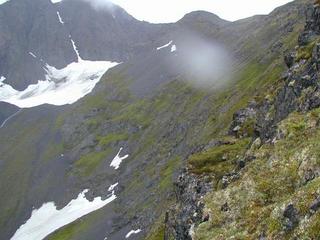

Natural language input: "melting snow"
[0,0,10,5]
[110,148,129,170]
[125,229,142,238]
[156,41,177,53]
[0,59,118,108]
[29,52,37,58]
[0,32,118,108]
[108,182,118,192]
[0,109,21,129]
[0,76,5,83]
[70,36,81,61]
[11,187,117,240]
[57,11,64,24]
[156,40,173,50]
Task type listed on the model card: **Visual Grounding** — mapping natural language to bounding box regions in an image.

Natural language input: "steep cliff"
[0,0,315,240]
[165,2,320,239]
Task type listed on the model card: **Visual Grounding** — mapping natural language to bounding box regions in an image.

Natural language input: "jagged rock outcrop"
[299,1,320,45]
[0,1,314,240]
[164,170,211,240]
[165,2,320,239]
[230,3,320,142]
[0,0,165,90]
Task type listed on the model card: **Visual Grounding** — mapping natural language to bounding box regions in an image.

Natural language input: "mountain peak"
[179,10,229,25]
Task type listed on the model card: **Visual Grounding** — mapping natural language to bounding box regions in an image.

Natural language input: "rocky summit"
[0,0,320,240]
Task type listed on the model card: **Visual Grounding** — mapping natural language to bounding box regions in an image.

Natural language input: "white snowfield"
[11,187,117,240]
[0,13,118,109]
[125,229,142,238]
[0,59,118,108]
[110,148,129,170]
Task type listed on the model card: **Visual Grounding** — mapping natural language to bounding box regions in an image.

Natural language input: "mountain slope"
[0,0,77,90]
[164,1,320,240]
[0,0,165,91]
[0,0,315,240]
[0,102,19,127]
[57,0,166,62]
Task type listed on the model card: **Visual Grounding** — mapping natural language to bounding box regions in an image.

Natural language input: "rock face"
[0,0,314,240]
[299,1,320,45]
[164,170,211,240]
[0,0,165,90]
[164,2,320,239]
[283,204,299,231]
[57,0,165,62]
[0,0,77,90]
[230,3,320,142]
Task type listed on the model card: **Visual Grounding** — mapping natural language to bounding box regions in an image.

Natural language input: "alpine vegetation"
[0,0,319,240]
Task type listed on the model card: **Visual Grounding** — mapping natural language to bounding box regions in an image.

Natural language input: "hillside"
[0,0,318,240]
[165,1,320,239]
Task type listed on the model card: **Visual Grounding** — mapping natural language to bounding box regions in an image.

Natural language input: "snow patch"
[108,182,118,192]
[11,188,117,240]
[171,45,177,52]
[0,0,10,5]
[125,229,142,238]
[57,11,64,24]
[70,36,81,61]
[51,0,62,3]
[0,31,118,108]
[0,76,6,89]
[156,40,173,50]
[0,109,21,129]
[29,52,37,58]
[110,148,129,170]
[0,59,118,108]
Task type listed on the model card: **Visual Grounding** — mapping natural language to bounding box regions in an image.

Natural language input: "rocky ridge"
[0,0,314,239]
[165,2,320,239]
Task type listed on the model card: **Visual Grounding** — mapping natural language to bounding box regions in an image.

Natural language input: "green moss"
[74,149,112,176]
[41,143,64,162]
[296,40,317,61]
[267,217,282,235]
[97,133,129,146]
[159,156,182,191]
[188,138,250,176]
[54,115,65,130]
[145,222,166,240]
[194,108,320,239]
[237,117,257,138]
[47,220,88,240]
[112,100,152,128]
[47,206,108,240]
[304,211,320,238]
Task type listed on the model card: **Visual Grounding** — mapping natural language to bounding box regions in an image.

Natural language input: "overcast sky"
[0,0,294,22]
[110,0,294,22]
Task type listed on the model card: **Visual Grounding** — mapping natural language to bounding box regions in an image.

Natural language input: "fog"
[78,0,114,10]
[175,33,234,90]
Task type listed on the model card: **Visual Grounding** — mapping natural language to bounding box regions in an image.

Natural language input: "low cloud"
[175,32,234,90]
[78,0,114,11]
